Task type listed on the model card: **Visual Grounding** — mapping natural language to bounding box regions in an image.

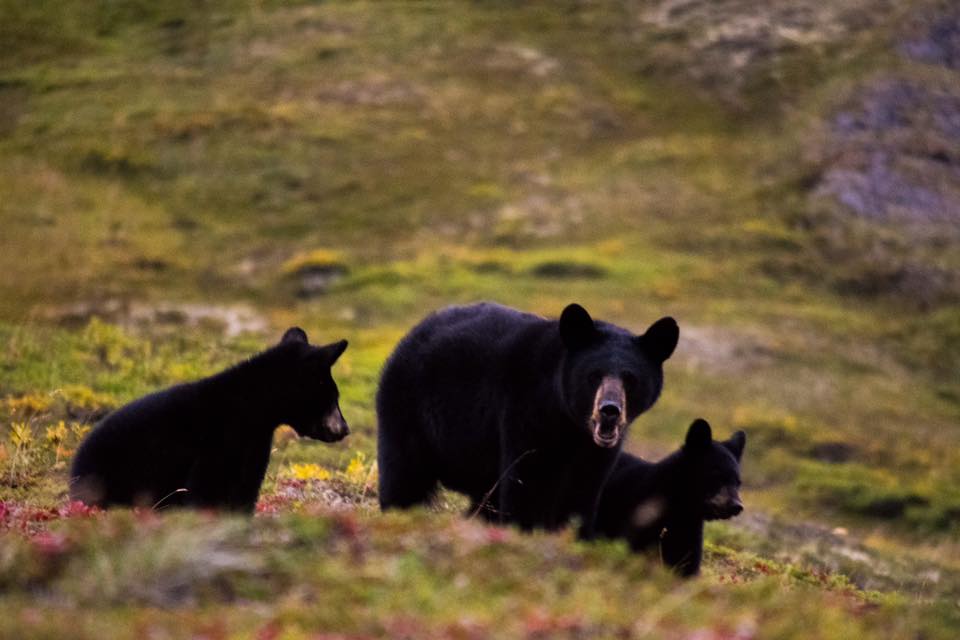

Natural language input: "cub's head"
[558,303,678,449]
[279,327,350,442]
[680,419,746,520]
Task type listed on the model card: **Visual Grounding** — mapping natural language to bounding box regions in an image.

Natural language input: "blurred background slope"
[1,1,959,636]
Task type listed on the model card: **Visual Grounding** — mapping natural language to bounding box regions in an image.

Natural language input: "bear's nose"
[599,402,621,420]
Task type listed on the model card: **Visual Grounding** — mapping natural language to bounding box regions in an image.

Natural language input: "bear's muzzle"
[315,405,349,442]
[704,485,743,520]
[591,376,627,448]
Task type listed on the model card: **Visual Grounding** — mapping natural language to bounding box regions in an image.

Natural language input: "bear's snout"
[591,376,627,448]
[599,401,621,420]
[315,406,349,442]
[705,485,743,520]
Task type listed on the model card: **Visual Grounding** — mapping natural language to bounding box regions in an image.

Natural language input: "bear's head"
[279,327,350,442]
[678,419,745,520]
[558,303,678,449]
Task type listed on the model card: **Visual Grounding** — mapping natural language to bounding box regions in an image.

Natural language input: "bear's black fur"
[376,302,678,535]
[595,419,746,576]
[69,328,349,512]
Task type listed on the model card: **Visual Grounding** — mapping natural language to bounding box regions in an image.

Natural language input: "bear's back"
[383,302,551,381]
[69,383,210,506]
[409,302,545,350]
[376,302,558,496]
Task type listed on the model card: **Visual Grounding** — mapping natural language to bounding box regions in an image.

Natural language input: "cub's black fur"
[596,419,746,576]
[70,328,349,512]
[377,301,678,535]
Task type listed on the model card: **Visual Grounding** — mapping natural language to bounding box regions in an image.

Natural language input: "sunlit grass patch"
[286,462,333,482]
[280,248,349,276]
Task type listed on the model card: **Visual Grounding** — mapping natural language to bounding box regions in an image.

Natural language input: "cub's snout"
[705,485,743,520]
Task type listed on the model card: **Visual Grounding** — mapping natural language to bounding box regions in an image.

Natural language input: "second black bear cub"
[595,419,746,576]
[70,328,349,512]
[377,301,679,535]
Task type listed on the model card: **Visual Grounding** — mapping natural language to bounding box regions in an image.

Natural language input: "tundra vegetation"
[1,1,959,637]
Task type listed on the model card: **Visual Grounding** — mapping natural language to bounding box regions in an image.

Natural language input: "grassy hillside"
[2,1,959,637]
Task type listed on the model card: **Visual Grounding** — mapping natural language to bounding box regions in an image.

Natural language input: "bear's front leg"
[566,450,620,540]
[575,492,603,540]
[183,434,271,513]
[659,517,704,577]
[183,457,234,510]
[497,444,548,530]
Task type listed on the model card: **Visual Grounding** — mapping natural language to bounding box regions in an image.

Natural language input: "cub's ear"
[724,430,746,461]
[559,303,596,349]
[635,317,678,363]
[282,327,309,344]
[684,418,712,451]
[318,339,348,365]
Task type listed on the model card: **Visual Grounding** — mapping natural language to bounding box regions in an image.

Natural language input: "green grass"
[3,508,959,639]
[2,0,960,637]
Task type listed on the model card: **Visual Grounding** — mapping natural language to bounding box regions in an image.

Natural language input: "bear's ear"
[282,327,309,344]
[635,316,678,363]
[724,430,746,461]
[318,339,348,365]
[684,418,712,451]
[559,303,596,349]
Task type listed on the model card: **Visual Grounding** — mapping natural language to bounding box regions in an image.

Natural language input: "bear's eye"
[621,371,638,388]
[587,371,603,388]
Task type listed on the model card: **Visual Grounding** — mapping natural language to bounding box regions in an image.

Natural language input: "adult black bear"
[595,419,746,576]
[376,302,678,535]
[70,328,349,512]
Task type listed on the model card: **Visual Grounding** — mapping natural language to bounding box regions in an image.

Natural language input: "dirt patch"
[292,264,349,298]
[484,43,561,79]
[674,324,777,375]
[317,75,424,107]
[45,300,268,338]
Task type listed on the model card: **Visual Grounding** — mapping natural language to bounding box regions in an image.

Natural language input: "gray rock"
[899,7,960,70]
[816,78,960,223]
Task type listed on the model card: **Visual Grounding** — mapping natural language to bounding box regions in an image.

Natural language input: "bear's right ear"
[635,317,678,363]
[559,303,596,349]
[319,339,348,365]
[684,418,712,451]
[724,430,746,461]
[282,327,309,344]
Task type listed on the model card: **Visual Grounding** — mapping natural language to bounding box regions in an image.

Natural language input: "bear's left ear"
[282,327,309,344]
[318,339,348,365]
[559,303,597,350]
[724,430,746,461]
[684,418,712,451]
[635,317,678,363]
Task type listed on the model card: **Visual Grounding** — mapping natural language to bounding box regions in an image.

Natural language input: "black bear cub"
[595,419,746,576]
[377,302,679,535]
[70,328,349,512]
